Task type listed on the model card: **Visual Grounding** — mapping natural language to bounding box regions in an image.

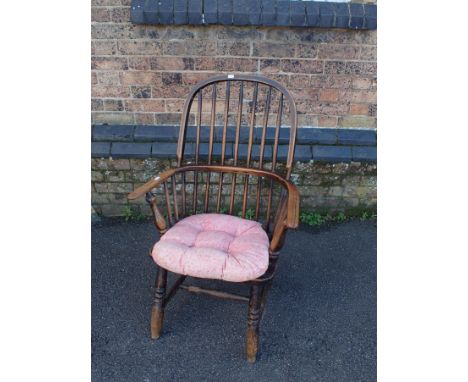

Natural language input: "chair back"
[176,74,297,179]
[168,74,298,232]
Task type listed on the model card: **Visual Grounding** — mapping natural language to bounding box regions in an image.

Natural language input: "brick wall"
[91,1,377,129]
[91,0,377,217]
[92,158,376,217]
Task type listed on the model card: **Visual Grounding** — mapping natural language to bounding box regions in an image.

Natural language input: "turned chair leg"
[246,283,265,363]
[259,280,273,319]
[150,267,167,339]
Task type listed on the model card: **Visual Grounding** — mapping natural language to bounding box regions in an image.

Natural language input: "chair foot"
[246,326,259,363]
[150,267,167,339]
[245,284,264,363]
[150,308,164,339]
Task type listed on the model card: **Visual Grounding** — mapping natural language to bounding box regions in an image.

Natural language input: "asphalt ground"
[92,218,376,381]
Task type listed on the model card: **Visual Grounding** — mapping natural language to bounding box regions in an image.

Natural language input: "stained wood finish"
[128,74,300,362]
[150,267,167,339]
[180,285,249,302]
[246,284,264,363]
[129,165,299,236]
[176,74,298,179]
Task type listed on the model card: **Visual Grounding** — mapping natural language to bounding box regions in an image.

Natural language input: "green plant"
[335,212,347,222]
[360,211,377,221]
[300,212,326,226]
[122,206,147,222]
[122,206,133,222]
[238,208,255,220]
[299,210,361,227]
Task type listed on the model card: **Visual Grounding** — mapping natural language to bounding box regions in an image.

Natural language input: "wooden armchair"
[128,74,300,362]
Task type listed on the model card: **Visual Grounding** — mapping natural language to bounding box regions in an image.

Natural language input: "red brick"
[360,46,377,61]
[324,61,347,74]
[92,23,137,40]
[92,99,104,111]
[150,57,194,71]
[125,99,165,112]
[327,30,376,45]
[154,113,184,125]
[165,99,185,113]
[91,7,110,22]
[349,103,370,115]
[345,62,377,76]
[96,71,120,86]
[325,60,377,76]
[347,90,377,103]
[319,89,340,102]
[118,41,162,55]
[89,24,376,135]
[161,72,182,86]
[120,71,161,86]
[92,0,123,5]
[295,44,318,59]
[104,99,124,111]
[298,114,319,127]
[288,75,311,88]
[281,60,323,74]
[92,40,118,55]
[92,112,134,124]
[92,85,130,98]
[262,74,289,87]
[163,40,216,56]
[318,115,338,127]
[313,75,353,89]
[310,102,349,115]
[128,57,151,70]
[219,58,258,72]
[134,113,155,124]
[217,28,264,40]
[318,45,361,60]
[338,116,376,128]
[252,42,295,58]
[110,7,130,22]
[194,57,217,71]
[152,84,190,98]
[182,72,218,86]
[351,77,373,90]
[130,86,151,98]
[163,28,198,40]
[291,88,320,101]
[217,41,251,56]
[92,56,128,70]
[295,101,312,114]
[259,59,281,74]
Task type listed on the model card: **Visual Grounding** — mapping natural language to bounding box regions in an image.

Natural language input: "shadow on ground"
[92,219,376,382]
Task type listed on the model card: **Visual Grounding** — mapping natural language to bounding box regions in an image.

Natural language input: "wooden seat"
[128,74,300,362]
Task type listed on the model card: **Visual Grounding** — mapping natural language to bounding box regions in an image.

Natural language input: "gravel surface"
[92,218,376,381]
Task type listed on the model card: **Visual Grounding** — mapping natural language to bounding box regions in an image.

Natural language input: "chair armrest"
[168,164,300,229]
[127,168,176,200]
[284,181,300,229]
[127,164,300,228]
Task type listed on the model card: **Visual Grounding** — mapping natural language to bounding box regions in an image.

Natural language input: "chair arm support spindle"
[145,192,167,234]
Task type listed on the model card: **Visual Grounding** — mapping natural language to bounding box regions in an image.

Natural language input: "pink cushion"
[152,213,270,282]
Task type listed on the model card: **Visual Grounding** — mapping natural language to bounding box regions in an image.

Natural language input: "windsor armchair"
[128,74,300,362]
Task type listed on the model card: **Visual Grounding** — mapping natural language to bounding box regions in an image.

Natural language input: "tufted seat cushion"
[152,213,270,282]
